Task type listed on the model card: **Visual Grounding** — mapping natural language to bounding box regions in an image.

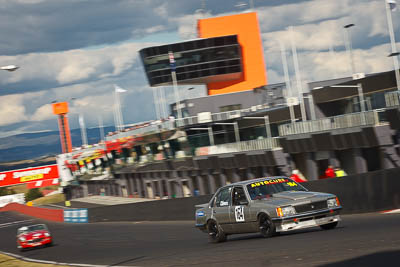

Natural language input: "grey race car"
[195,177,342,243]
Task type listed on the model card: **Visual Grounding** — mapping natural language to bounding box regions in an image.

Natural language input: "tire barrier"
[0,203,64,222]
[64,209,88,223]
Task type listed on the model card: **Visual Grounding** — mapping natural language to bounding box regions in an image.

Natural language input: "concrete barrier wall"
[3,168,400,223]
[1,203,64,222]
[88,167,400,222]
[88,195,212,222]
[303,168,400,214]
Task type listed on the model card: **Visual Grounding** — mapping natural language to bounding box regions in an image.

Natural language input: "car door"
[230,186,253,233]
[210,186,232,233]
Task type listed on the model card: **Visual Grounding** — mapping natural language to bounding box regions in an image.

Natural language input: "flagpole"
[385,0,400,99]
[113,90,119,132]
[98,115,105,142]
[79,113,88,146]
[116,90,124,130]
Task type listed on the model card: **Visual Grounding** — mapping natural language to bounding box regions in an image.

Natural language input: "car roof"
[221,176,289,188]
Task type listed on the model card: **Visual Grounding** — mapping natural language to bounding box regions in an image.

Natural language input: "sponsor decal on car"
[234,206,245,222]
[196,211,205,217]
[250,178,287,187]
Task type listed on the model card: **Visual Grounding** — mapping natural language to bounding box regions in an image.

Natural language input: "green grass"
[32,193,65,206]
[0,253,68,267]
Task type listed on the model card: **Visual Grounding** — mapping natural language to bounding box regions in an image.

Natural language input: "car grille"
[294,201,327,213]
[28,238,43,243]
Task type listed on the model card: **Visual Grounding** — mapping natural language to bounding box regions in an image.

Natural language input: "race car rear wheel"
[320,222,338,230]
[207,220,226,243]
[259,214,276,238]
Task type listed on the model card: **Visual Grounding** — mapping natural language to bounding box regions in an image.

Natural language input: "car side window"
[215,187,231,207]
[232,186,248,206]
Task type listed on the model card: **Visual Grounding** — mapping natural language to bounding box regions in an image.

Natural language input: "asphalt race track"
[1,211,400,267]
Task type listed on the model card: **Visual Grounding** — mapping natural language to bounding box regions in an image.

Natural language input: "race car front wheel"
[259,214,276,238]
[207,220,226,243]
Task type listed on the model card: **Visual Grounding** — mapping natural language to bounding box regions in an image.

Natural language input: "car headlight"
[276,206,296,217]
[19,237,26,242]
[327,197,340,208]
[44,232,50,237]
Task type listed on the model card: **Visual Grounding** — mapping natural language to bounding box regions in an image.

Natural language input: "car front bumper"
[272,207,341,232]
[18,237,52,248]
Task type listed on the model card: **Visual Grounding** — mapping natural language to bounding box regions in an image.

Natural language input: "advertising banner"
[64,209,88,223]
[0,164,59,188]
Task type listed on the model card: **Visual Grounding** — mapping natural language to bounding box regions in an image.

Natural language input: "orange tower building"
[197,12,267,95]
[52,102,72,154]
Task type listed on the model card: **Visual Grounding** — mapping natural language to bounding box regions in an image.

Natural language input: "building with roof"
[60,12,400,200]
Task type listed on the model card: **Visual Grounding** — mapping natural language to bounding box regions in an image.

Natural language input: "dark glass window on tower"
[139,35,243,86]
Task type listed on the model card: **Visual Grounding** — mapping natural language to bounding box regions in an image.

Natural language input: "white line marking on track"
[0,250,139,267]
[0,219,34,228]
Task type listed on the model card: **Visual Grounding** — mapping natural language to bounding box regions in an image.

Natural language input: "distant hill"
[0,126,115,171]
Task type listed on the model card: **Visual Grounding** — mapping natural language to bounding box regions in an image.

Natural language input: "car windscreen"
[28,225,46,232]
[246,178,307,200]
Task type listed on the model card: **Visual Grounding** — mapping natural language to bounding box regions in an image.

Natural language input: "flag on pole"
[168,51,176,71]
[387,0,397,11]
[114,84,127,93]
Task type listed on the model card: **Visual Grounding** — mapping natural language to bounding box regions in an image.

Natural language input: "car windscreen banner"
[0,164,59,188]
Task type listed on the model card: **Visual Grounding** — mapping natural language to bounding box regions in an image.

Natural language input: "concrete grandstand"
[57,12,400,200]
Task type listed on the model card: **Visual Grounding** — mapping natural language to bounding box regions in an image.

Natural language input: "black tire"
[320,222,338,230]
[207,220,227,243]
[19,247,25,252]
[259,213,276,238]
[46,241,53,247]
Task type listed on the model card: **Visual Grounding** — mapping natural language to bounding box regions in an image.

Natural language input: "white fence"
[385,91,400,107]
[195,137,280,156]
[278,110,384,136]
[0,193,25,208]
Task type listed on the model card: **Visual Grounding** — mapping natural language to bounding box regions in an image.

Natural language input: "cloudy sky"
[0,0,398,138]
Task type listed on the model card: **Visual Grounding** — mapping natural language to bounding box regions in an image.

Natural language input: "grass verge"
[32,194,65,206]
[0,253,68,267]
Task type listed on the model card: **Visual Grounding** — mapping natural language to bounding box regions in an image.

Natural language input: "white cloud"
[30,103,53,121]
[0,94,27,126]
[0,41,153,86]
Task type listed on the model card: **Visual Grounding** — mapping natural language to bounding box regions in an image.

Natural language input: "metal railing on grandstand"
[175,103,273,127]
[278,109,386,136]
[105,120,175,141]
[385,91,400,107]
[195,137,281,156]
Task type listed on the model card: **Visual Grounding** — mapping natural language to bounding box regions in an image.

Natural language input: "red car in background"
[17,224,53,251]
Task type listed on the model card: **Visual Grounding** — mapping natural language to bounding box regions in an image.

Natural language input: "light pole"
[279,41,296,123]
[343,23,356,75]
[385,0,400,101]
[152,86,160,120]
[190,127,214,146]
[214,122,240,143]
[289,26,307,122]
[168,51,183,123]
[0,65,19,72]
[243,115,272,138]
